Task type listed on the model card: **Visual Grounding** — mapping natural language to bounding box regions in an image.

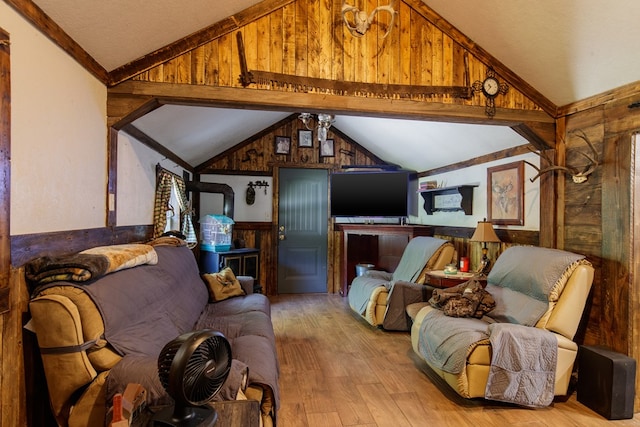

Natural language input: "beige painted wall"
[417,152,540,230]
[5,2,108,235]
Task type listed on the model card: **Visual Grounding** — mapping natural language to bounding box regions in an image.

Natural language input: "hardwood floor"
[270,293,640,427]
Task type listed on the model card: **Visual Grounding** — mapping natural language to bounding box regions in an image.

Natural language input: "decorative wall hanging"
[472,67,509,117]
[241,148,263,163]
[245,185,255,205]
[298,129,313,147]
[524,129,599,183]
[274,136,291,155]
[487,161,524,226]
[246,180,269,205]
[236,32,473,100]
[320,139,335,157]
[298,113,335,145]
[341,0,397,39]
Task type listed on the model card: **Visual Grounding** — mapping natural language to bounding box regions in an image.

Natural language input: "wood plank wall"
[558,88,640,408]
[130,0,544,115]
[197,114,385,174]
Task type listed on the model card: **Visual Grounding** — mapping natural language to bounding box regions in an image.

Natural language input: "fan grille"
[157,330,232,406]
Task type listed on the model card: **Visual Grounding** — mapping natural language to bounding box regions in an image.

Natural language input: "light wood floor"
[270,293,640,427]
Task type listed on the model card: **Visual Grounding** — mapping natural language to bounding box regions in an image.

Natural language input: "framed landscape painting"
[487,161,524,225]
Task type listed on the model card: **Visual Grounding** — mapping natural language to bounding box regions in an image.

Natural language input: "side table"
[210,400,260,427]
[425,270,486,288]
[135,400,260,427]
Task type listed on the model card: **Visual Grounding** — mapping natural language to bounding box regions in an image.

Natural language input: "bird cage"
[199,215,234,252]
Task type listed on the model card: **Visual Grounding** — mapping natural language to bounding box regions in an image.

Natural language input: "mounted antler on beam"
[524,129,599,183]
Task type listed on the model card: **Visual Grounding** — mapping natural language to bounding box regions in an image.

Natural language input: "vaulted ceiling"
[23,0,640,172]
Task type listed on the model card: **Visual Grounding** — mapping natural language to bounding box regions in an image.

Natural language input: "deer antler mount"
[525,130,599,184]
[342,0,397,38]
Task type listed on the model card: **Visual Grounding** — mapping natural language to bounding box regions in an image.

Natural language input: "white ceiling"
[30,0,640,171]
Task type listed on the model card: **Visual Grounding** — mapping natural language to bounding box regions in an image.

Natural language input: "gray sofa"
[27,242,279,427]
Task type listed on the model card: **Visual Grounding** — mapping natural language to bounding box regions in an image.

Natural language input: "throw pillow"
[203,268,246,302]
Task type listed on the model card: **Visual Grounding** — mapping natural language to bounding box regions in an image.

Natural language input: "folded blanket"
[148,236,187,247]
[485,323,557,407]
[25,243,157,289]
[417,309,490,374]
[392,237,449,283]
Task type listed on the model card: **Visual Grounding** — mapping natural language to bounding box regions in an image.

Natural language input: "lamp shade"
[470,219,501,243]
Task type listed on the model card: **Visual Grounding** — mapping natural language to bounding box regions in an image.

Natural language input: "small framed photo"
[298,129,313,148]
[319,139,335,157]
[487,160,524,225]
[274,136,291,155]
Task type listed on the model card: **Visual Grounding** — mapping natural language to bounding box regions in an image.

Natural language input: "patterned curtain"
[153,167,174,238]
[153,166,197,247]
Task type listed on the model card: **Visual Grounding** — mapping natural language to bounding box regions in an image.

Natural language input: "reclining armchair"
[348,236,455,331]
[411,246,594,407]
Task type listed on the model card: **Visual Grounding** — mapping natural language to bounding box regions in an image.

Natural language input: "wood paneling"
[559,90,640,410]
[11,226,154,268]
[197,114,386,174]
[0,28,10,317]
[128,0,548,118]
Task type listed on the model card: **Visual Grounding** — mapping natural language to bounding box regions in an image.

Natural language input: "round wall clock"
[482,76,500,97]
[472,67,509,117]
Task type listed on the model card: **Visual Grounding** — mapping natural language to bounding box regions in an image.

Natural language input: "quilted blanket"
[485,322,557,407]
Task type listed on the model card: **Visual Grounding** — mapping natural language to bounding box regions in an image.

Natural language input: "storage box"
[200,215,234,252]
[577,345,636,420]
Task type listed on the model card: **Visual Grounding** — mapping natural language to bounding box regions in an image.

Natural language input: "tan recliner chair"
[348,236,455,331]
[411,246,594,404]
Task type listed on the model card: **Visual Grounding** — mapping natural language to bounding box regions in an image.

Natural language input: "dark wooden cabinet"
[200,248,260,279]
[335,224,433,296]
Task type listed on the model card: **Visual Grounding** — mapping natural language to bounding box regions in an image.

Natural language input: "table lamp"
[469,218,501,275]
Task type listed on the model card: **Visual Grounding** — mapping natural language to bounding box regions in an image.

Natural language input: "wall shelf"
[419,184,478,215]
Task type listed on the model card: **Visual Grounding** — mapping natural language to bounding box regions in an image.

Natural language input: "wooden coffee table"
[425,270,486,288]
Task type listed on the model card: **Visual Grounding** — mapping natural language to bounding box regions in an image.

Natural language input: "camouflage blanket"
[429,278,495,318]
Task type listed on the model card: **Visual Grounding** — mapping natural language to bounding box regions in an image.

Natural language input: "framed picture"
[319,139,334,157]
[487,160,524,225]
[274,136,291,155]
[298,129,313,148]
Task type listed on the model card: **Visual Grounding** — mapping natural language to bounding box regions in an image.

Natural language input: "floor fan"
[152,330,232,427]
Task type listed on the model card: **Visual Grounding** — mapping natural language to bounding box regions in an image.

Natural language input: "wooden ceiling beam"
[120,124,193,172]
[511,121,556,150]
[108,80,554,126]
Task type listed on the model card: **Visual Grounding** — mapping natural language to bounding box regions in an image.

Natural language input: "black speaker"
[577,345,636,420]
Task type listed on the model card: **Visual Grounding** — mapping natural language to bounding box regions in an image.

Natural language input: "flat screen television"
[330,170,417,218]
